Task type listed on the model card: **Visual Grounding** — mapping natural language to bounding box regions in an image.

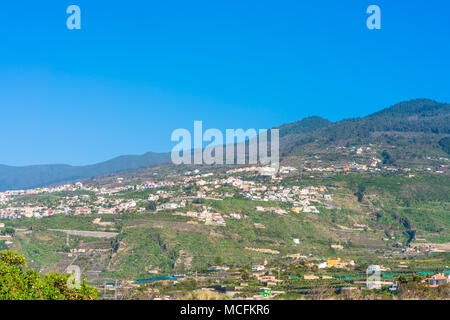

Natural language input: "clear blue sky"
[1,0,449,166]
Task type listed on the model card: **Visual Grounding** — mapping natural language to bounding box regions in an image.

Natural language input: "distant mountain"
[0,152,170,191]
[278,99,450,158]
[278,116,332,138]
[1,99,448,191]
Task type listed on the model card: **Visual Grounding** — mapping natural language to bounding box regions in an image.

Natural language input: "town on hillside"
[1,157,448,300]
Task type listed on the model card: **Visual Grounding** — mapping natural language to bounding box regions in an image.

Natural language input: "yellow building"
[291,207,302,214]
[326,258,348,268]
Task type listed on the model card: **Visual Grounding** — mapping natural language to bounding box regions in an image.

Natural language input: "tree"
[214,256,223,265]
[438,137,450,155]
[146,201,157,211]
[0,250,98,300]
[309,284,333,300]
[397,280,429,300]
[240,270,250,280]
[4,227,15,236]
[381,150,395,165]
[354,185,366,203]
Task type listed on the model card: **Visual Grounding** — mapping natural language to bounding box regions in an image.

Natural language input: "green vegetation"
[439,137,450,155]
[281,99,449,162]
[0,250,98,300]
[7,214,102,231]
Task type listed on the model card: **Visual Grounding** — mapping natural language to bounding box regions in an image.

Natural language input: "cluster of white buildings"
[0,164,336,222]
[0,206,70,219]
[173,207,227,227]
[240,184,333,213]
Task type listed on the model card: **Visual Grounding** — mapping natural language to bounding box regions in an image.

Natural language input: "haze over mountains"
[0,99,449,191]
[0,152,171,192]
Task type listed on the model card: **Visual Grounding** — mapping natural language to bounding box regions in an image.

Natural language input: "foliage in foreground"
[0,250,98,300]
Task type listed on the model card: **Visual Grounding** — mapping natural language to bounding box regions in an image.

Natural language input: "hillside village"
[1,147,448,220]
[0,157,448,299]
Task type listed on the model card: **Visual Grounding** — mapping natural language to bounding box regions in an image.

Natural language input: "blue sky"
[0,0,449,166]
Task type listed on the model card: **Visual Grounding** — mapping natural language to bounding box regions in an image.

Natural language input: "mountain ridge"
[1,99,449,191]
[0,152,171,191]
[278,99,449,157]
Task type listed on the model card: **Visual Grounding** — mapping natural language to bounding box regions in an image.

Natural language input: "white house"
[252,265,265,271]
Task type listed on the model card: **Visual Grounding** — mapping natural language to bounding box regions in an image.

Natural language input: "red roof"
[430,274,447,280]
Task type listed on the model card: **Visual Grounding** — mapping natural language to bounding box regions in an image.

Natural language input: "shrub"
[0,250,98,300]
